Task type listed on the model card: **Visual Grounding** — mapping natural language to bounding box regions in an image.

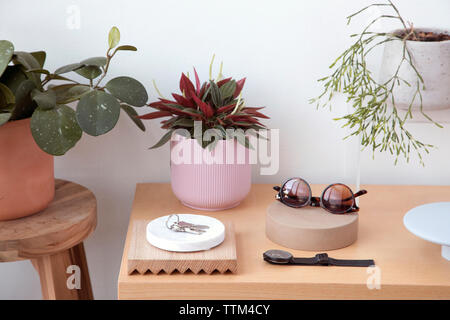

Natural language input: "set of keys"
[165,214,210,235]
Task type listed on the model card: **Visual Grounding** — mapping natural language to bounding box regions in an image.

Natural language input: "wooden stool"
[0,180,97,300]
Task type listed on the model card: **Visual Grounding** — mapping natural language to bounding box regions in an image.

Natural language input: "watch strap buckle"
[315,253,329,265]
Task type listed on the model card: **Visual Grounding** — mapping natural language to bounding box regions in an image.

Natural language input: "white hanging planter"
[379,28,450,111]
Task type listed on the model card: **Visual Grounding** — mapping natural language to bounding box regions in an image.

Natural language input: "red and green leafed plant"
[139,60,269,149]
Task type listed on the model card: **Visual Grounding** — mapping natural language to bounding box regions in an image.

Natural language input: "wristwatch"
[263,250,375,267]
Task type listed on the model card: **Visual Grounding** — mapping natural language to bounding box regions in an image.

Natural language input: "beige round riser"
[266,201,358,251]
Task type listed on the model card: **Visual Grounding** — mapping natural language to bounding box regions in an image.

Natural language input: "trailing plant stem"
[311,1,441,165]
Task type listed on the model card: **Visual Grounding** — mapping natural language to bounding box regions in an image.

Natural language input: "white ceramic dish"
[146,214,225,252]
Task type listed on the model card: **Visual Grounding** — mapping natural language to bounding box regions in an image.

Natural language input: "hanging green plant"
[310,0,445,165]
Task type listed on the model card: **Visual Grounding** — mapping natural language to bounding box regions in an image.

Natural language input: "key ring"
[165,214,210,235]
[165,214,180,230]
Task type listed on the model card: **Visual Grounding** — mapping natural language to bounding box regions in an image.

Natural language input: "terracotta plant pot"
[0,118,55,221]
[170,135,251,211]
[379,28,450,111]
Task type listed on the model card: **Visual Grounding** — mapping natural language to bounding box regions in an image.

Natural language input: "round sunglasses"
[273,177,367,214]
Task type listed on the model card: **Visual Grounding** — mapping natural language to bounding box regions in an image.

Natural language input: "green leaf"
[172,118,194,127]
[0,83,15,106]
[0,104,14,112]
[10,79,36,120]
[0,40,14,77]
[76,90,120,136]
[236,135,253,150]
[0,65,27,94]
[105,76,148,107]
[149,129,173,149]
[108,26,120,49]
[120,103,145,131]
[28,68,50,75]
[50,84,90,104]
[12,51,40,70]
[114,45,137,52]
[209,80,222,107]
[12,51,41,87]
[47,74,77,82]
[74,65,102,80]
[0,112,11,127]
[31,89,56,110]
[54,62,84,75]
[80,56,107,67]
[220,80,236,100]
[213,124,227,138]
[30,105,82,156]
[30,51,46,68]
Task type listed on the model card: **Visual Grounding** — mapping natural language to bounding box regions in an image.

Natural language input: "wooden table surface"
[118,184,450,300]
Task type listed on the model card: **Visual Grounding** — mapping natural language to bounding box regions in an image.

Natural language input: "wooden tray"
[127,220,237,274]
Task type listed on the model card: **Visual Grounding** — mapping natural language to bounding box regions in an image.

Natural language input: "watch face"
[263,250,293,264]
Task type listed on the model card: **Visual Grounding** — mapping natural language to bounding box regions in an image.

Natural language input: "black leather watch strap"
[291,253,374,267]
[328,257,374,267]
[291,257,317,265]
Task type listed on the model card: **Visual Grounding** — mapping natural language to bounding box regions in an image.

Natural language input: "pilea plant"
[310,0,443,165]
[140,56,269,150]
[0,27,147,156]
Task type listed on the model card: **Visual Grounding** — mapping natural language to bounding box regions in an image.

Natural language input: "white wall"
[0,0,449,299]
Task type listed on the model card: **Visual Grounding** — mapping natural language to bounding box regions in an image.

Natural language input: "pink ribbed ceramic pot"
[170,135,251,211]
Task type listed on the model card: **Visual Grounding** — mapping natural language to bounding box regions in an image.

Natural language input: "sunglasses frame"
[274,177,367,214]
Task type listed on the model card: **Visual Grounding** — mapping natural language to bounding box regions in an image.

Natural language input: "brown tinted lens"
[281,178,310,207]
[322,184,354,213]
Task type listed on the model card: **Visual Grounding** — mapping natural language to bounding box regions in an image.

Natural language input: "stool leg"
[31,242,94,300]
[70,242,94,300]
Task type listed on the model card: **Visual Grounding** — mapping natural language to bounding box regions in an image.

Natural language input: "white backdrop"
[0,0,449,299]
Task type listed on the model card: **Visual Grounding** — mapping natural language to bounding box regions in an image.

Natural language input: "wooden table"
[0,180,97,300]
[118,184,450,299]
